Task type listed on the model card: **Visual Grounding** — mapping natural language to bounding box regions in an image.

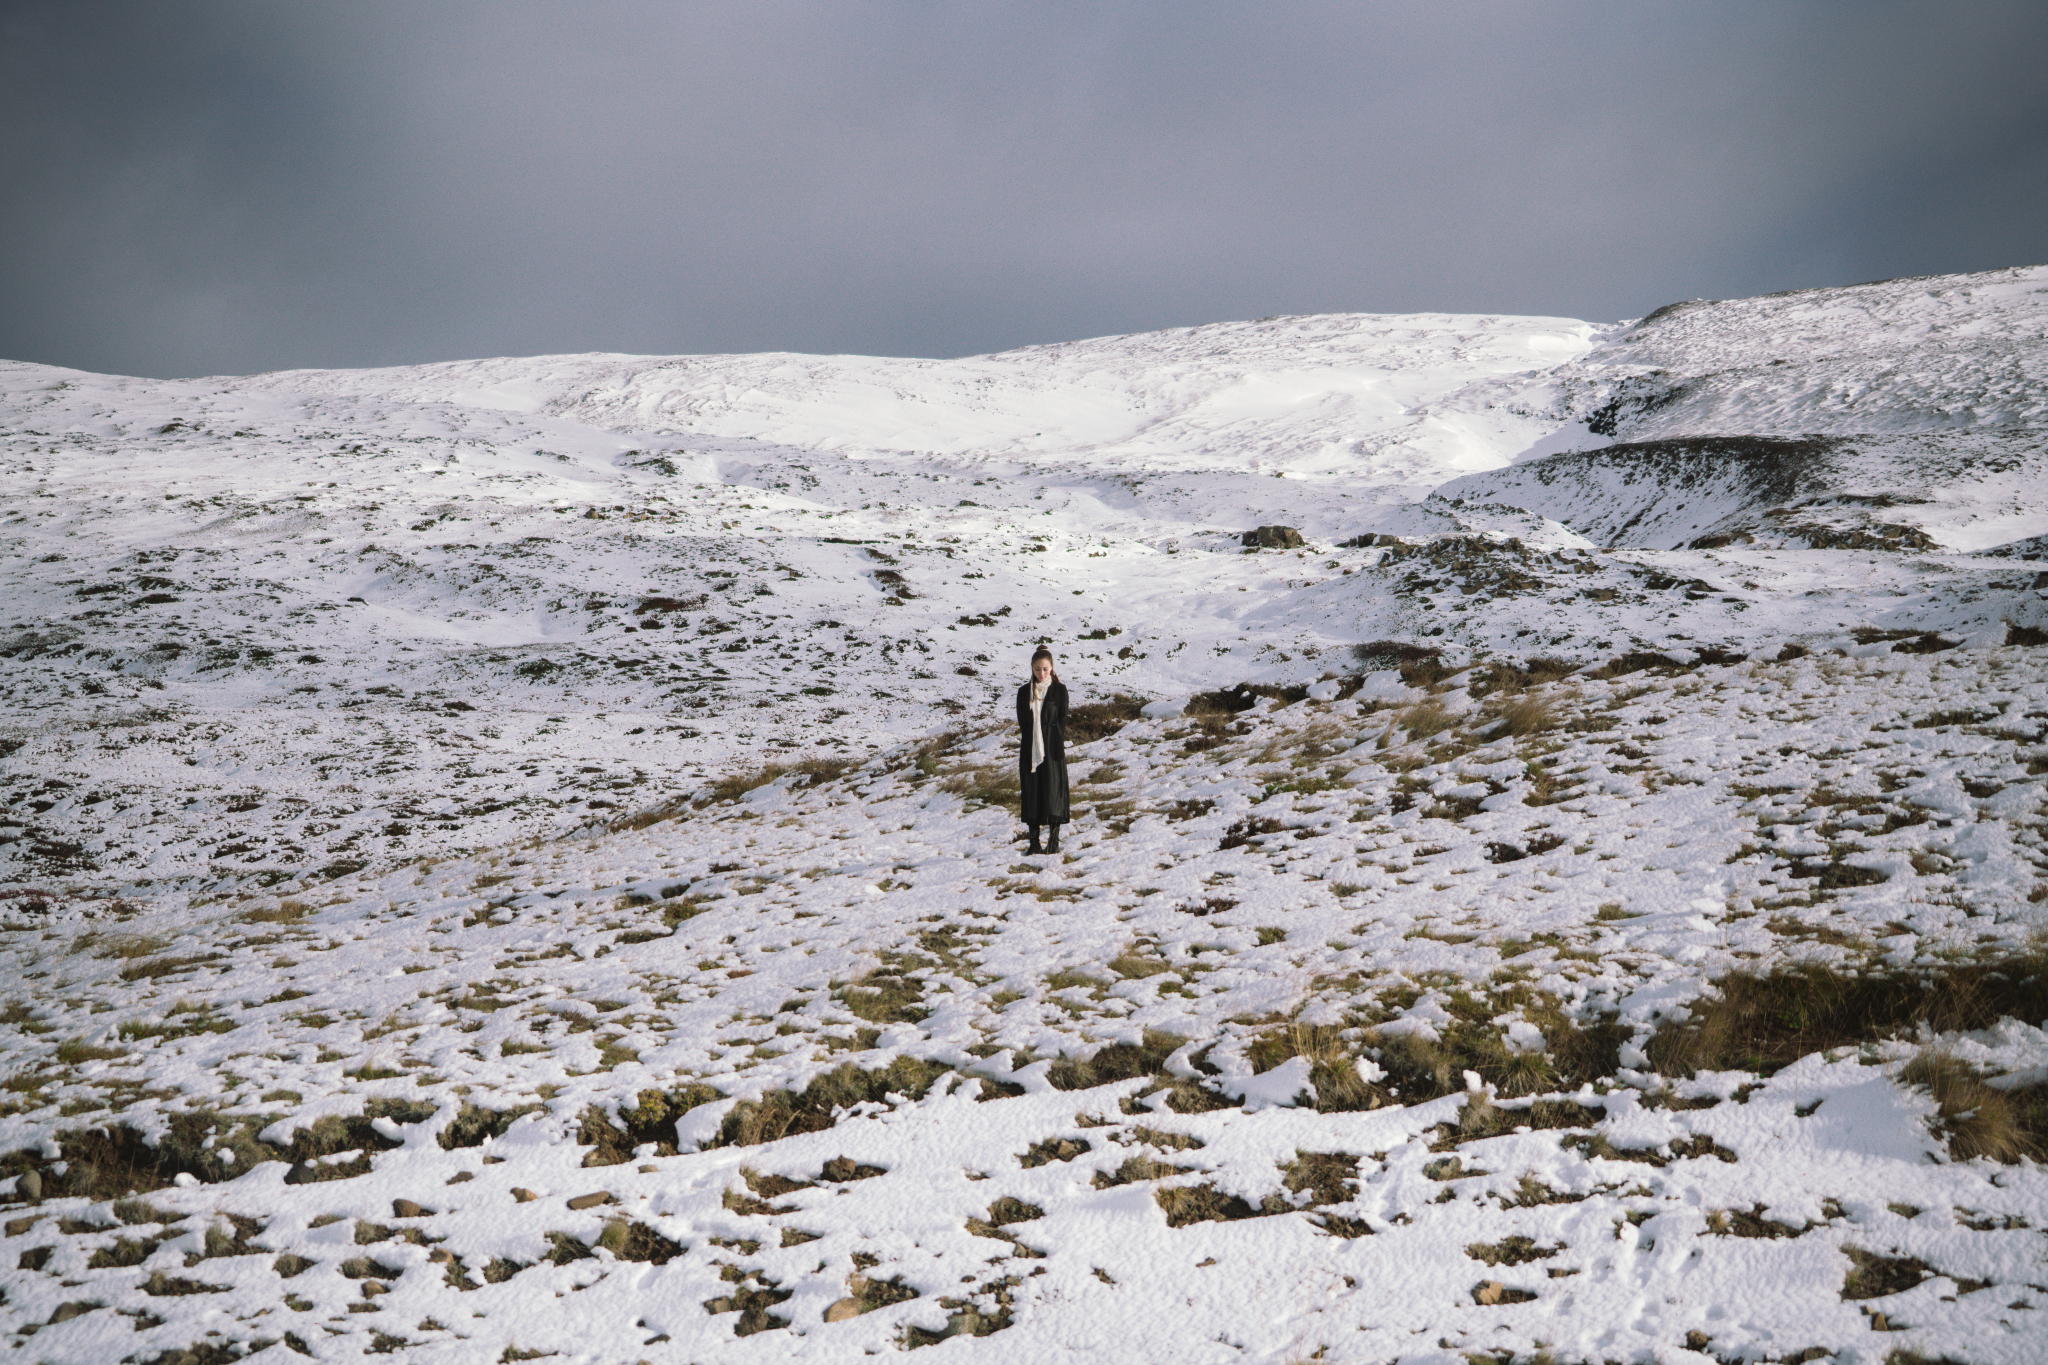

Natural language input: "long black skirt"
[1020,759,1067,826]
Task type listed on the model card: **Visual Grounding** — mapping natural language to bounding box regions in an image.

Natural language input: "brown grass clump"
[75,931,170,960]
[1365,1001,1624,1103]
[1465,1234,1560,1267]
[1350,639,1440,672]
[593,1218,683,1264]
[1373,1026,1551,1099]
[1,1109,292,1200]
[1899,1051,2048,1164]
[240,899,312,924]
[574,1086,718,1165]
[1646,950,2048,1080]
[967,1195,1043,1235]
[714,1059,951,1149]
[1839,1245,1929,1300]
[1092,1155,1196,1189]
[1703,1205,1811,1238]
[1279,1151,1359,1208]
[1153,1184,1262,1226]
[1244,1023,1390,1111]
[1217,816,1284,850]
[1107,948,1172,979]
[1492,691,1565,738]
[0,1105,430,1203]
[1234,995,1624,1111]
[118,954,217,983]
[937,763,1012,809]
[1474,658,1578,695]
[1045,1030,1182,1091]
[704,754,856,805]
[1066,693,1149,745]
[836,969,929,1025]
[704,1267,792,1336]
[1045,1030,1229,1112]
[1390,700,1455,743]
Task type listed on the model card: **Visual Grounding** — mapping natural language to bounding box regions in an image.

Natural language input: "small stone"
[284,1162,315,1186]
[1241,525,1305,550]
[566,1191,616,1210]
[49,1300,97,1324]
[392,1198,426,1218]
[445,1171,473,1185]
[510,1187,538,1203]
[823,1297,862,1323]
[16,1170,42,1201]
[1474,1280,1505,1305]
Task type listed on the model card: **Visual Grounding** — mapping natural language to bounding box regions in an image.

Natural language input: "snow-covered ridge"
[229,309,1609,494]
[1433,431,2048,553]
[1578,264,2048,440]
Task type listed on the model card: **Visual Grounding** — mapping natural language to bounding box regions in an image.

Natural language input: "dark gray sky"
[4,1,2045,378]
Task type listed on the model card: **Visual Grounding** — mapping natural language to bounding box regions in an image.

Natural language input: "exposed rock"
[1241,525,1304,549]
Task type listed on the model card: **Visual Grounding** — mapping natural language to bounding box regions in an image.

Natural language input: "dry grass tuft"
[240,899,312,924]
[938,762,1012,809]
[75,932,170,960]
[836,970,929,1025]
[1899,1051,2048,1164]
[1107,947,1173,980]
[1390,700,1455,743]
[1493,691,1567,737]
[704,754,858,805]
[713,1058,951,1149]
[1066,693,1150,745]
[1646,950,2048,1080]
[1045,1030,1228,1112]
[1244,1023,1390,1111]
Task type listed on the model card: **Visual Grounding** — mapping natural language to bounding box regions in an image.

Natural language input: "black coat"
[1015,679,1070,825]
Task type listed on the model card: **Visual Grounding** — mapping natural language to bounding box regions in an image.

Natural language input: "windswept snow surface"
[4,265,2048,1363]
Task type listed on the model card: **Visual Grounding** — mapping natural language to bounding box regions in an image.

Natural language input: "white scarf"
[1029,679,1048,771]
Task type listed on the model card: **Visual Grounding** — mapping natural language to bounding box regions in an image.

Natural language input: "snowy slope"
[1428,264,2048,554]
[1563,265,2048,441]
[246,310,1610,491]
[3,267,2048,1364]
[1433,431,2048,553]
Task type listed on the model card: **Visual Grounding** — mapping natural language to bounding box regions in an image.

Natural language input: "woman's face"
[1032,656,1052,682]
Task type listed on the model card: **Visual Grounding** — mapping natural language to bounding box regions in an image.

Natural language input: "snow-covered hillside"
[3,265,2047,1364]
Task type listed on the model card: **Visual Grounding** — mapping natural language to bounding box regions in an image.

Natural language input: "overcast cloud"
[3,0,2045,378]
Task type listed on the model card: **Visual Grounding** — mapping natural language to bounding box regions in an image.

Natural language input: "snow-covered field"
[3,265,2047,1363]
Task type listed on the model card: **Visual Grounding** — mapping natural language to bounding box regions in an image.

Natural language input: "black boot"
[1045,823,1061,854]
[1026,826,1043,855]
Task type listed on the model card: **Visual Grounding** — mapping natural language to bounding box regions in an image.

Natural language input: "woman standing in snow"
[1016,645,1070,855]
